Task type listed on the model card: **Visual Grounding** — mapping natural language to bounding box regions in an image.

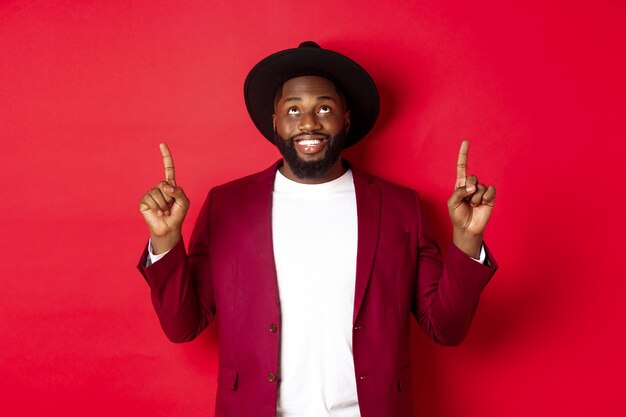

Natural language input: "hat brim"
[244,45,379,148]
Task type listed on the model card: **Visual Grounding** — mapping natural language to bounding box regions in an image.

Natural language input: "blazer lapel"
[351,167,381,324]
[247,160,282,308]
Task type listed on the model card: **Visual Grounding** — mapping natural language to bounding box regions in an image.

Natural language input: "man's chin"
[295,148,328,162]
[273,130,347,180]
[286,154,337,180]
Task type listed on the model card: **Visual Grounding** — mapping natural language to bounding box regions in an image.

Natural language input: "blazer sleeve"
[412,191,498,346]
[136,189,216,343]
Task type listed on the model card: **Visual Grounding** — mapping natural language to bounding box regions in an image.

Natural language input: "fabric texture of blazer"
[137,160,497,417]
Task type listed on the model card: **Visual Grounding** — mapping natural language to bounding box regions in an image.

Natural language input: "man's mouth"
[293,136,328,154]
[297,139,323,146]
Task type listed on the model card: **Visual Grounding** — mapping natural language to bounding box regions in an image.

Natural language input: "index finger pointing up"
[160,142,176,186]
[455,139,469,188]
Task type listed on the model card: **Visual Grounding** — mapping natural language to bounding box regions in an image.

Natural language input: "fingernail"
[466,185,475,192]
[165,186,173,192]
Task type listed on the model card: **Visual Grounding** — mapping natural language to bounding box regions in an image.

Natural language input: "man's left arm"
[413,140,497,345]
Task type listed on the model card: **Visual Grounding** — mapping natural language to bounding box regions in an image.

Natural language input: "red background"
[2,0,625,415]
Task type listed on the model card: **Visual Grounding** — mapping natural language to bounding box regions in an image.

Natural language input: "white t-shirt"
[272,168,360,417]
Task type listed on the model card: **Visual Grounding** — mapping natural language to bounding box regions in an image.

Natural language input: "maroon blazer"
[137,160,497,417]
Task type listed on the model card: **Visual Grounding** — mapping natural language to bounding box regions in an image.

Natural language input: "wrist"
[452,228,483,259]
[150,232,181,255]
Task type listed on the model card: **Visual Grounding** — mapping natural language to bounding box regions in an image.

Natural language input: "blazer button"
[269,323,277,333]
[267,372,277,382]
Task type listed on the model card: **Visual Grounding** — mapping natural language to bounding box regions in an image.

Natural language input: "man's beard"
[272,130,348,180]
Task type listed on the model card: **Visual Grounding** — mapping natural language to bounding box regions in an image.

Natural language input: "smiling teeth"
[298,139,321,146]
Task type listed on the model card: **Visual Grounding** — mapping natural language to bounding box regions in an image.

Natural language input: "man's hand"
[447,140,496,259]
[139,143,190,254]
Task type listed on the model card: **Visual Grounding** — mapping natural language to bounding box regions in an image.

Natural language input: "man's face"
[272,75,350,180]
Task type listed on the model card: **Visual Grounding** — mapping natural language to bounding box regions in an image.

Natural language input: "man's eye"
[287,107,300,115]
[318,106,331,114]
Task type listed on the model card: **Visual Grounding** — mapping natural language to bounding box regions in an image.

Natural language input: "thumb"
[448,184,476,209]
[163,184,188,204]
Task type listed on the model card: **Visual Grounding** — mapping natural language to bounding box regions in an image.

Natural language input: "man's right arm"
[137,143,215,342]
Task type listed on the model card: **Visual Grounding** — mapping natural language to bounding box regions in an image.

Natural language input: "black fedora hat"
[244,41,379,148]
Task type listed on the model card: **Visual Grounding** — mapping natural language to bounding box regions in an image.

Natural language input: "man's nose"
[298,111,322,132]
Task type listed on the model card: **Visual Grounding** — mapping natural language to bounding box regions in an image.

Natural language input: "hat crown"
[298,41,321,49]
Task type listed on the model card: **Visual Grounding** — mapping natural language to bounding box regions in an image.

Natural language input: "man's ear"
[344,110,351,132]
[272,113,276,132]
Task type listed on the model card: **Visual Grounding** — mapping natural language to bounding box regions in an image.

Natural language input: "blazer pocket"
[218,365,238,391]
[397,364,412,392]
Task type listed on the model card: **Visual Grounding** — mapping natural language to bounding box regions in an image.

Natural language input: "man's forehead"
[279,75,340,98]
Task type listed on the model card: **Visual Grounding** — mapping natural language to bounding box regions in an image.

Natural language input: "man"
[137,41,497,417]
